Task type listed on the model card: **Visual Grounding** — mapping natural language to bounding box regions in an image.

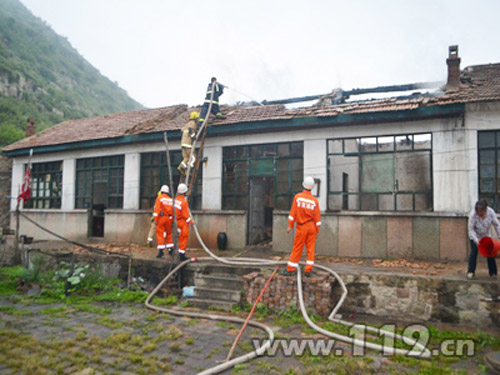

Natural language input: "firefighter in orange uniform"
[153,185,174,258]
[285,176,321,276]
[175,183,192,261]
[146,190,162,247]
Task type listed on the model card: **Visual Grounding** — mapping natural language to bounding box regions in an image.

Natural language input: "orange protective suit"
[287,189,321,273]
[175,194,192,254]
[153,193,173,251]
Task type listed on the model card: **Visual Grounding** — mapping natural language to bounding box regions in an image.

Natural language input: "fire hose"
[145,221,431,375]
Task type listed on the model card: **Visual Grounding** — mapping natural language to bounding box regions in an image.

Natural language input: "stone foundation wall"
[242,272,336,315]
[335,272,500,328]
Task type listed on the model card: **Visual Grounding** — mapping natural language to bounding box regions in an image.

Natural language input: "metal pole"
[163,132,179,262]
[224,265,280,362]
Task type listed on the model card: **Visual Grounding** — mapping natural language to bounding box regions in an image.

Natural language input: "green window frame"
[25,161,62,209]
[327,133,433,211]
[478,130,500,211]
[75,155,124,209]
[139,151,202,210]
[222,142,303,210]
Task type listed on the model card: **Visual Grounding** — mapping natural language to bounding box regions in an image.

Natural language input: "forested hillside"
[0,0,144,147]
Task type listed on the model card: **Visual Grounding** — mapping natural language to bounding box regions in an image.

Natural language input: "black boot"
[156,249,164,258]
[179,253,187,262]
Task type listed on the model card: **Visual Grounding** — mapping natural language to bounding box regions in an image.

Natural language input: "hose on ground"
[145,216,430,375]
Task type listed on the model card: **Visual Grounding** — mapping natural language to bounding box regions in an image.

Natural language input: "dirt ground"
[73,241,493,280]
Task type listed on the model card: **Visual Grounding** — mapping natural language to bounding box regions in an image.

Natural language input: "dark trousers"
[468,240,498,275]
[200,102,220,121]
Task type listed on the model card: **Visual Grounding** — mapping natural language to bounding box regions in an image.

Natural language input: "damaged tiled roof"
[4,63,500,152]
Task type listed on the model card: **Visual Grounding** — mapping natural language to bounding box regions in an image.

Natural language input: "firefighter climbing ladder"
[184,80,216,199]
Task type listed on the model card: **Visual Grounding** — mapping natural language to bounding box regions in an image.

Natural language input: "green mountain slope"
[0,0,144,147]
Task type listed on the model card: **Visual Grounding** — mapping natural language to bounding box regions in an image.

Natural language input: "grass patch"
[166,326,183,341]
[152,294,178,306]
[95,316,123,329]
[0,305,33,316]
[40,306,69,317]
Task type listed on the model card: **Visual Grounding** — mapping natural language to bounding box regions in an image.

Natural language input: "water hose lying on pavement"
[145,217,431,374]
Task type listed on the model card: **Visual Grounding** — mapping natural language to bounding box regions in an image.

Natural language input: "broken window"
[478,130,500,211]
[222,142,303,210]
[24,161,62,209]
[327,133,432,211]
[75,156,124,209]
[139,151,202,210]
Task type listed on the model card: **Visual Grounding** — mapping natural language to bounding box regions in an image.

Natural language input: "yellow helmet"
[189,111,200,120]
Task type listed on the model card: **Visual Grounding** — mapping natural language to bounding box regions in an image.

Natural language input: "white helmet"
[177,183,188,194]
[160,185,169,194]
[303,176,315,190]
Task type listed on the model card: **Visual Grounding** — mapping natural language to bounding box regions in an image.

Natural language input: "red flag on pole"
[17,169,31,203]
[17,148,33,204]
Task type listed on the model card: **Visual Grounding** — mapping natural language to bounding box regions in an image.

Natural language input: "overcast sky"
[19,0,500,109]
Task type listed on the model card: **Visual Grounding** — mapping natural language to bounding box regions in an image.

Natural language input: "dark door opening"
[248,177,274,245]
[90,181,107,237]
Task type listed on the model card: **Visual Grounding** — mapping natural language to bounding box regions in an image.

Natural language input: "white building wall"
[61,159,75,210]
[10,161,24,211]
[123,153,140,209]
[12,107,500,216]
[202,146,222,210]
[303,139,327,211]
[465,101,500,207]
[432,117,471,213]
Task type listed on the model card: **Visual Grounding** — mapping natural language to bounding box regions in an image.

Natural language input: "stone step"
[195,263,261,277]
[194,274,244,290]
[185,298,236,311]
[194,286,241,302]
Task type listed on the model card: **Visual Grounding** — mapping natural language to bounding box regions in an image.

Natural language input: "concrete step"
[194,286,241,302]
[185,298,236,311]
[195,263,261,277]
[194,274,244,290]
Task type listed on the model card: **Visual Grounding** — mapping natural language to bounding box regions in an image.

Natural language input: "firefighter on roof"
[285,176,321,276]
[199,77,225,125]
[153,185,174,258]
[177,111,200,175]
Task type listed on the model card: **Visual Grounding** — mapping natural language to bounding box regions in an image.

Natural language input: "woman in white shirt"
[467,200,499,279]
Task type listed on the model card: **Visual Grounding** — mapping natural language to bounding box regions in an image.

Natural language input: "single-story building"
[3,46,500,260]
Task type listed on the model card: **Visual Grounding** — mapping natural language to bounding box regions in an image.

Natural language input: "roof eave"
[2,103,465,157]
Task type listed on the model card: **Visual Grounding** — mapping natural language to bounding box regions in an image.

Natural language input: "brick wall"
[0,155,12,232]
[242,271,336,316]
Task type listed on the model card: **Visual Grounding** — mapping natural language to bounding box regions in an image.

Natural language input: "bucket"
[182,286,195,298]
[478,237,500,258]
[217,232,227,251]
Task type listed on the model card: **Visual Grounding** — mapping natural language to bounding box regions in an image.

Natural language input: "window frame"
[222,141,304,211]
[139,151,202,210]
[25,161,63,209]
[327,133,433,212]
[478,130,500,211]
[75,155,125,209]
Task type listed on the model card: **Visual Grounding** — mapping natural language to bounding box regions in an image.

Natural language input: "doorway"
[248,177,274,245]
[89,181,107,237]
